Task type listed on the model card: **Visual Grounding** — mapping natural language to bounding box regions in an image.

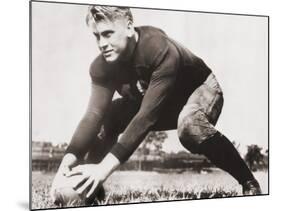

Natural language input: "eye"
[102,31,114,38]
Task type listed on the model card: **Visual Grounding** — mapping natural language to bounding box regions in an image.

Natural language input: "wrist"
[100,153,120,178]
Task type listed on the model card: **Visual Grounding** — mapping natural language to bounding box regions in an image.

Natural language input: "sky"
[31,2,268,155]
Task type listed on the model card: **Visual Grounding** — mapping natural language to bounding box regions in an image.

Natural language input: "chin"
[104,56,120,63]
[104,58,116,63]
[103,52,122,63]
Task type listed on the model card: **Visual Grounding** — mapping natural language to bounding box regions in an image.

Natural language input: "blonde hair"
[86,5,133,26]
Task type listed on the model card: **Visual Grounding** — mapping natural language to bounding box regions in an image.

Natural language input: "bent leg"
[177,74,259,191]
[86,97,140,163]
[177,74,223,153]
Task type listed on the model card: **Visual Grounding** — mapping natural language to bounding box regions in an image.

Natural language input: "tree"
[140,131,167,155]
[137,131,167,170]
[244,145,264,171]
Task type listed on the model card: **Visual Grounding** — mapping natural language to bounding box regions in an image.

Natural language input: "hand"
[65,164,108,198]
[65,153,120,199]
[61,165,71,176]
[50,168,68,203]
[50,153,77,202]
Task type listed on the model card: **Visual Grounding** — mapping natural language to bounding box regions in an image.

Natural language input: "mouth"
[103,50,114,57]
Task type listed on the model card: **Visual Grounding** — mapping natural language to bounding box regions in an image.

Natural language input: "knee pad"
[177,107,217,153]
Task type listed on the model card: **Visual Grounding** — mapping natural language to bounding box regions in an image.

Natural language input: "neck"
[134,29,139,43]
[119,30,139,64]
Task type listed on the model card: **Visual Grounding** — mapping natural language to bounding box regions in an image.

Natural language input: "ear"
[126,20,134,38]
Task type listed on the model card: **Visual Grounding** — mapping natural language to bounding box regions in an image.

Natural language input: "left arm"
[110,44,180,163]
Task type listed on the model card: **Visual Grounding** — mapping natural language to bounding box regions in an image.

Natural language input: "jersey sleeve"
[110,43,180,163]
[65,60,115,160]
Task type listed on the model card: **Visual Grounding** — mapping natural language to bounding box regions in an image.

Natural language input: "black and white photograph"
[30,0,269,210]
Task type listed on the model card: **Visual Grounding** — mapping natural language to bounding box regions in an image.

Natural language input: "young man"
[51,5,261,206]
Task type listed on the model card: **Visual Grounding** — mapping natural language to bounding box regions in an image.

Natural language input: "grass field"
[31,169,268,210]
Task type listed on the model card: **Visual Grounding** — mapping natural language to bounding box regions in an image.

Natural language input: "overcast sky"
[31,2,268,155]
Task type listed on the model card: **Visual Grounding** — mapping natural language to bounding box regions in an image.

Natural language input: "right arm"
[51,79,114,200]
[61,55,116,168]
[64,80,115,163]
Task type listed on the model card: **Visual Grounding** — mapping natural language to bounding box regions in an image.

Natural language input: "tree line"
[32,132,268,172]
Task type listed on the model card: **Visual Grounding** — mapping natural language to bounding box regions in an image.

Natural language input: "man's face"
[91,18,132,63]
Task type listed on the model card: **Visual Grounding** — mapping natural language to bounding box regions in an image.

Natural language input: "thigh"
[177,74,224,143]
[86,98,140,163]
[153,74,224,131]
[101,97,140,137]
[184,75,224,126]
[152,105,181,131]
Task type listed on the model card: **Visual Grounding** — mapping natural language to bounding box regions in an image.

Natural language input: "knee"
[51,187,82,207]
[177,112,201,153]
[177,108,216,153]
[178,111,191,138]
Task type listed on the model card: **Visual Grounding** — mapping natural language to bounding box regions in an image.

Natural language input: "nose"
[98,37,108,50]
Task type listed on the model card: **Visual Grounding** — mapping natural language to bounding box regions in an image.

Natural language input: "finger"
[86,180,99,198]
[65,170,82,177]
[76,178,93,195]
[72,175,89,190]
[71,165,82,171]
[61,166,70,176]
[65,166,82,177]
